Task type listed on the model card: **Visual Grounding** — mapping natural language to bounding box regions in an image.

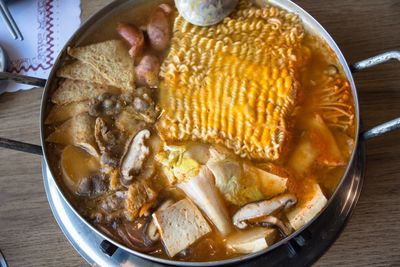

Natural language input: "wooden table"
[0,0,399,266]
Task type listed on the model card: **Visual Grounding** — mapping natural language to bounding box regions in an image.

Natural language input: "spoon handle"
[0,72,46,87]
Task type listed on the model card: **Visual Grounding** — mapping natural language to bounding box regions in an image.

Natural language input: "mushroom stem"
[233,193,297,229]
[254,215,293,236]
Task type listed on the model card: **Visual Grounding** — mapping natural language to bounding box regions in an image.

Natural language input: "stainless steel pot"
[0,0,399,266]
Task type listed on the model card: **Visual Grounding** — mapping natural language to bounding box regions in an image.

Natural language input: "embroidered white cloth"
[0,0,81,92]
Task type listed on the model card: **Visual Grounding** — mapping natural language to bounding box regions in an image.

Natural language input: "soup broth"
[45,0,355,262]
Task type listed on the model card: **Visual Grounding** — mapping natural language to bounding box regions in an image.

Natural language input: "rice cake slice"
[57,61,113,87]
[46,113,98,157]
[68,40,135,93]
[51,79,120,105]
[45,101,90,124]
[226,227,277,254]
[152,198,211,257]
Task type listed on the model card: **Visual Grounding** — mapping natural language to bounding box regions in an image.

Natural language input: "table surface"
[1,0,399,266]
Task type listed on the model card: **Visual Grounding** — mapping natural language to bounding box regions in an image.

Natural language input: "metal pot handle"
[0,72,46,155]
[350,51,400,140]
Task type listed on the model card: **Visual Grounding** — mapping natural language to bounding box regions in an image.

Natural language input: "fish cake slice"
[68,40,135,93]
[57,61,113,87]
[46,113,98,157]
[51,79,120,105]
[45,101,91,124]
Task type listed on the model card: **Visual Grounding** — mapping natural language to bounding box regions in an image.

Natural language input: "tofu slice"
[286,183,327,230]
[226,227,277,254]
[152,199,212,257]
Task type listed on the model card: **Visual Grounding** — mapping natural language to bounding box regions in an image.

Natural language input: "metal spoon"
[0,45,9,72]
[0,45,9,93]
[175,0,239,26]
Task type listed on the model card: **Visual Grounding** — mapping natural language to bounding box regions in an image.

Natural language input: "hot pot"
[0,0,399,266]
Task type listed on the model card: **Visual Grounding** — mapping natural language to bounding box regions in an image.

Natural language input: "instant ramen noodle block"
[158,1,309,161]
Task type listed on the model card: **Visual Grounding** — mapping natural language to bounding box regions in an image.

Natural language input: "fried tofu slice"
[45,101,90,124]
[226,227,277,254]
[46,113,98,157]
[286,183,327,230]
[51,79,120,105]
[68,40,135,93]
[152,198,212,257]
[57,61,113,87]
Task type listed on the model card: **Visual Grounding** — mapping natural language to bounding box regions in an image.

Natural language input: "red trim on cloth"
[10,0,55,73]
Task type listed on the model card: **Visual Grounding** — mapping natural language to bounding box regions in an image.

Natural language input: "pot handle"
[0,72,46,155]
[0,72,47,87]
[350,51,400,140]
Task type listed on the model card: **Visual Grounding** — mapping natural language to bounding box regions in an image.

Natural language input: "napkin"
[0,0,81,93]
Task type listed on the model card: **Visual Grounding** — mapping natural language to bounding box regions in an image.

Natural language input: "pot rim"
[39,0,361,265]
